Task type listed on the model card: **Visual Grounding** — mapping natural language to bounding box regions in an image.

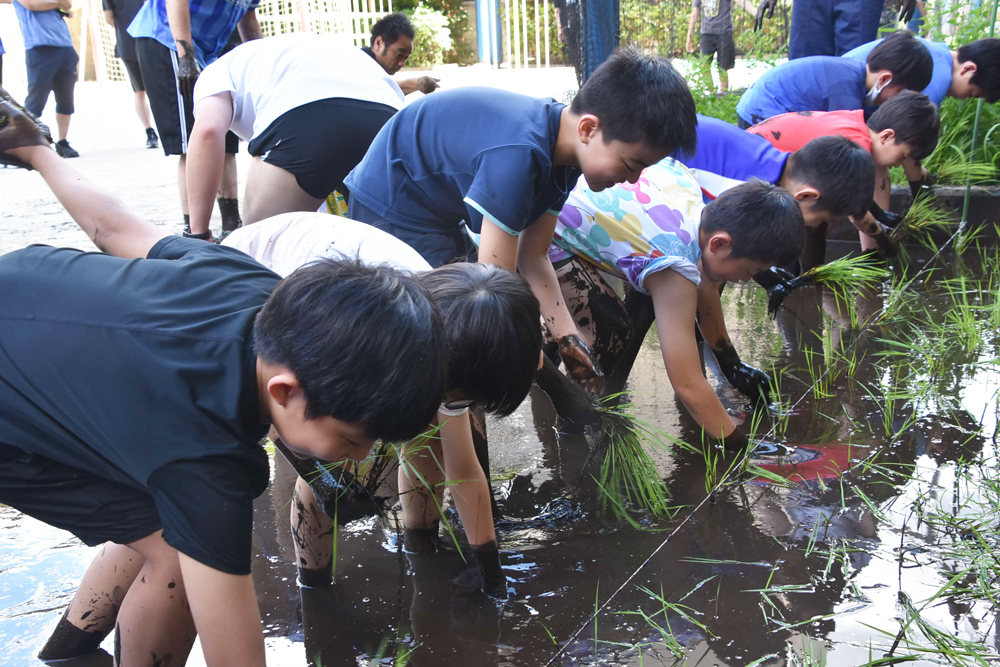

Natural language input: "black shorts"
[699,31,736,70]
[122,57,145,93]
[134,37,239,156]
[247,98,397,200]
[0,443,162,547]
[24,45,78,117]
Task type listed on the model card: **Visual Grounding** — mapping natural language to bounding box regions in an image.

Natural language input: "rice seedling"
[890,193,955,247]
[616,583,717,660]
[801,255,890,321]
[803,347,835,399]
[591,399,678,526]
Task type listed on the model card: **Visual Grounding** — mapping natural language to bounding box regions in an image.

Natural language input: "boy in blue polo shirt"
[12,0,79,157]
[346,47,698,391]
[736,30,933,127]
[843,36,1000,105]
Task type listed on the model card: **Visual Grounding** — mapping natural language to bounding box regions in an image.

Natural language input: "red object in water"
[751,442,857,485]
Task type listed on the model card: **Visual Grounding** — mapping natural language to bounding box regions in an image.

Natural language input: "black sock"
[183,213,190,232]
[216,197,242,233]
[37,609,109,661]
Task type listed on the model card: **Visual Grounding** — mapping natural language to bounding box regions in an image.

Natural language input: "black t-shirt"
[0,237,281,574]
[102,0,142,61]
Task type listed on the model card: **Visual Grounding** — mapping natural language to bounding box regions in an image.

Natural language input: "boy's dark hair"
[957,38,1000,103]
[370,12,415,47]
[702,180,805,267]
[785,135,875,220]
[253,259,447,442]
[867,30,934,92]
[867,90,940,160]
[571,46,698,156]
[419,263,542,417]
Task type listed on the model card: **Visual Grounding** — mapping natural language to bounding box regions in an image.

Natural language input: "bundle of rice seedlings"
[890,192,954,243]
[800,253,890,303]
[592,400,676,527]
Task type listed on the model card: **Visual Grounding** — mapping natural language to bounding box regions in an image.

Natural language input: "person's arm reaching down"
[237,10,263,42]
[177,554,266,667]
[686,4,699,53]
[646,269,738,440]
[166,0,199,97]
[696,277,772,402]
[516,213,605,393]
[186,94,235,237]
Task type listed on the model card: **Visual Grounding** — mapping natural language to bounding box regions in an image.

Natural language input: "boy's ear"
[792,185,821,205]
[878,128,897,144]
[267,372,302,407]
[706,231,733,253]
[577,114,602,144]
[960,61,977,78]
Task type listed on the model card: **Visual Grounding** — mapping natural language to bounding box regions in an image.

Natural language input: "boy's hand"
[754,0,776,31]
[176,40,201,98]
[686,38,696,53]
[558,334,605,395]
[753,267,808,319]
[713,345,771,404]
[0,98,53,169]
[898,0,917,22]
[868,201,903,229]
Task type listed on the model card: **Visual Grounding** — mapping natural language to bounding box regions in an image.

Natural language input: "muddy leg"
[603,286,656,397]
[290,477,337,587]
[468,406,499,520]
[114,531,197,667]
[553,258,632,374]
[398,434,446,552]
[37,543,144,661]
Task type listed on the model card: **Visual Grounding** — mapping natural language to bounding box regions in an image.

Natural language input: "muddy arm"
[532,356,604,428]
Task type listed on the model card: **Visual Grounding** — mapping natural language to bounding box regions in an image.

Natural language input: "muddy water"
[1,243,998,666]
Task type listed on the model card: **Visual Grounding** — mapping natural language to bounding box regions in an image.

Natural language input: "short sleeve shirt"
[0,238,280,574]
[671,114,788,198]
[128,0,258,65]
[193,33,404,142]
[736,57,868,125]
[13,3,73,50]
[748,109,873,153]
[344,87,581,237]
[549,159,704,294]
[103,0,143,60]
[843,37,953,106]
[693,0,733,35]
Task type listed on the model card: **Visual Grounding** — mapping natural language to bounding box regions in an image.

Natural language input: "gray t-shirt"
[694,0,733,35]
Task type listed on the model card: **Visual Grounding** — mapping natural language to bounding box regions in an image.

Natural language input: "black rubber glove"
[753,267,810,319]
[869,201,903,229]
[274,439,384,525]
[472,542,509,599]
[867,219,900,258]
[908,178,933,201]
[176,40,201,99]
[558,334,606,395]
[754,0,777,30]
[899,0,917,23]
[715,427,750,453]
[0,93,53,169]
[713,344,772,403]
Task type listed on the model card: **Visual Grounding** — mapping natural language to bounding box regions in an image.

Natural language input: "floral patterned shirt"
[549,159,704,295]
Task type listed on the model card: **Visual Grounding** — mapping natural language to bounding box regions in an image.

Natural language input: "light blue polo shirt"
[128,0,257,66]
[13,3,73,50]
[736,57,868,126]
[844,37,952,106]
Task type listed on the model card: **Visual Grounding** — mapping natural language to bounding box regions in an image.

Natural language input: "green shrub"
[407,6,453,67]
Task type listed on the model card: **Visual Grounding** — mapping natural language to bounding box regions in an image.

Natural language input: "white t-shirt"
[193,33,405,142]
[223,213,468,417]
[222,212,430,278]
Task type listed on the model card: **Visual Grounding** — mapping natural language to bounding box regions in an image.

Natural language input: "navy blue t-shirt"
[0,237,280,574]
[672,114,788,188]
[344,87,581,236]
[736,57,868,125]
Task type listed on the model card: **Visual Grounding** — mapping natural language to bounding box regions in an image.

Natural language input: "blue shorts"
[25,45,78,117]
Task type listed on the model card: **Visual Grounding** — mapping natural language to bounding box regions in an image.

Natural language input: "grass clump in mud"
[591,397,678,527]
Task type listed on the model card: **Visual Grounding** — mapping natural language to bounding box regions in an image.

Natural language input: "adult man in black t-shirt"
[0,101,447,667]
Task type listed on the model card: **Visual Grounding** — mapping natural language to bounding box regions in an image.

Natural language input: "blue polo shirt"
[344,87,581,236]
[844,37,952,106]
[669,115,787,200]
[128,0,257,66]
[736,57,868,126]
[13,3,73,50]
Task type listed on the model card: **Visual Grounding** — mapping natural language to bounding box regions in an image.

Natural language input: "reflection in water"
[2,245,998,665]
